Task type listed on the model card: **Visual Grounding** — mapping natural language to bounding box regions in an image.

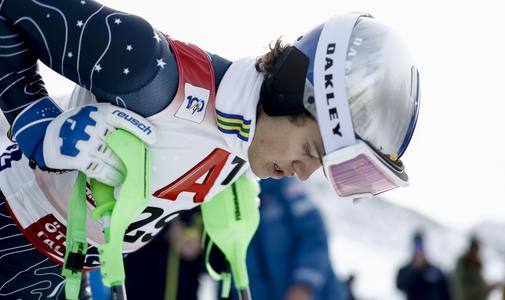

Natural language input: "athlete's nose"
[292,158,321,181]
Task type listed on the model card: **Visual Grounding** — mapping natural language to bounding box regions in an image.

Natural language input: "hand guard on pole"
[12,98,156,186]
[44,103,156,186]
[202,176,260,300]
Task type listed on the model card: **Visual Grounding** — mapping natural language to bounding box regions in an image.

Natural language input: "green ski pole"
[201,176,260,300]
[90,129,150,300]
[62,172,88,300]
[63,128,149,300]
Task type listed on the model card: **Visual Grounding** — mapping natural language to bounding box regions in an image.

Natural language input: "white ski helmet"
[260,13,420,200]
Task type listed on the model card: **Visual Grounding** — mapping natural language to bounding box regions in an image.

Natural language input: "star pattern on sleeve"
[36,106,60,117]
[156,58,166,69]
[0,0,190,127]
[0,2,176,117]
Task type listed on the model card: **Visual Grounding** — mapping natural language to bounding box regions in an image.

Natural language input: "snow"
[304,170,505,300]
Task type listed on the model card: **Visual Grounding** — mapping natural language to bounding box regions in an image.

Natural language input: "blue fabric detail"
[11,97,62,167]
[293,24,324,85]
[0,0,233,120]
[217,127,249,142]
[89,269,111,300]
[0,144,23,172]
[230,177,349,300]
[59,106,97,157]
[11,97,61,134]
[216,109,252,125]
[0,194,66,299]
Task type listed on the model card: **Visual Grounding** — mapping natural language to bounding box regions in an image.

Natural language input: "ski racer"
[0,0,420,298]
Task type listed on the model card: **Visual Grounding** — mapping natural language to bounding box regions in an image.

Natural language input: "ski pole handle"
[89,129,150,298]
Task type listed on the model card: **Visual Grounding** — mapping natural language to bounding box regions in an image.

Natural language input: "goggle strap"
[313,13,367,154]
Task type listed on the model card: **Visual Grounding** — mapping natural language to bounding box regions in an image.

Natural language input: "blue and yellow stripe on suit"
[215,109,251,142]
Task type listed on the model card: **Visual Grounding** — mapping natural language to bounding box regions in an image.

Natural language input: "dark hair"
[255,38,290,77]
[469,235,480,250]
[413,230,424,242]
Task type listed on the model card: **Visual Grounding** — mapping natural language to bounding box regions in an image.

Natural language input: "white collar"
[214,58,263,161]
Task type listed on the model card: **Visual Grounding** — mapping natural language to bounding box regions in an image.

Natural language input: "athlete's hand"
[43,103,156,186]
[12,97,156,186]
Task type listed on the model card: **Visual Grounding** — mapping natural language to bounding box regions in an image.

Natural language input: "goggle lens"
[327,154,399,198]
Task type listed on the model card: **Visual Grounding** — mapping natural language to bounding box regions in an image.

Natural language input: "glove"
[12,97,156,186]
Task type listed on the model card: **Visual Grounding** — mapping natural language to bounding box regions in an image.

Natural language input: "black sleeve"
[0,0,180,122]
[440,272,453,300]
[0,16,48,123]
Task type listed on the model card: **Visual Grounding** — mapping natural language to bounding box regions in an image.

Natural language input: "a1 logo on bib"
[175,83,210,123]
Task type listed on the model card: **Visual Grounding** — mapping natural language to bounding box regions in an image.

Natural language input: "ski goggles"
[307,13,419,200]
[322,139,409,200]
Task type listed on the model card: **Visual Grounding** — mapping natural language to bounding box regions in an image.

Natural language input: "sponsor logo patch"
[175,83,210,123]
[112,110,152,135]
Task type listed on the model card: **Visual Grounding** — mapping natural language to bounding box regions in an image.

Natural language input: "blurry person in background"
[124,209,206,300]
[453,236,503,300]
[230,177,349,300]
[396,230,452,300]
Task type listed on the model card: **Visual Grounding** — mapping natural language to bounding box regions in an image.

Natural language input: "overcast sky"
[39,0,505,231]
